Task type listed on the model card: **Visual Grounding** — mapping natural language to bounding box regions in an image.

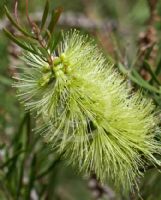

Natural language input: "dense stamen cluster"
[39,54,71,87]
[13,30,161,193]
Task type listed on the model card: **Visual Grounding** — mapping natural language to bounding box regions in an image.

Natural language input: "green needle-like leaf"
[155,57,161,76]
[3,29,43,57]
[4,6,34,38]
[143,60,160,85]
[0,150,25,169]
[118,63,161,94]
[41,0,49,30]
[48,7,63,34]
[25,155,36,200]
[48,31,61,52]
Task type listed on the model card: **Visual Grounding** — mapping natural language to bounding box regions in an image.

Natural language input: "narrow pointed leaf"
[144,44,155,60]
[15,35,38,45]
[37,47,49,59]
[0,150,25,169]
[36,155,61,179]
[118,63,161,94]
[41,0,49,30]
[25,155,36,200]
[155,58,161,76]
[143,60,160,85]
[48,7,63,34]
[4,6,33,38]
[132,69,161,93]
[153,94,161,106]
[48,31,61,52]
[4,29,42,57]
[30,44,48,62]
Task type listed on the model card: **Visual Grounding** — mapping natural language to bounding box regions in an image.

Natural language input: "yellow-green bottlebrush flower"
[13,30,160,192]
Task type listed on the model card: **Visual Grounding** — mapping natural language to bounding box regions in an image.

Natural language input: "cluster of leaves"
[4,0,62,66]
[0,113,90,200]
[118,57,161,106]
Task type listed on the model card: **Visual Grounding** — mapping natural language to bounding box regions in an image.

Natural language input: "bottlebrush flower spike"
[14,30,160,192]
